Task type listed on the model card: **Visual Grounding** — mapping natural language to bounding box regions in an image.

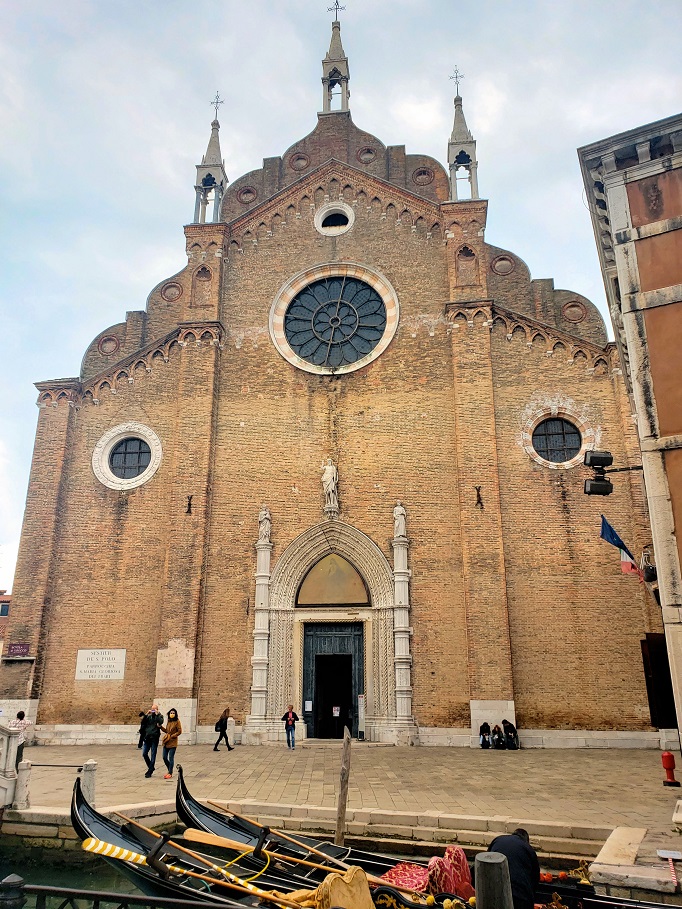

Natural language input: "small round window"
[314,201,355,237]
[92,421,162,490]
[532,418,581,463]
[109,438,152,479]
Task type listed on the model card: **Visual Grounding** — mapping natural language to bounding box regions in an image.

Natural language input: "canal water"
[0,851,141,892]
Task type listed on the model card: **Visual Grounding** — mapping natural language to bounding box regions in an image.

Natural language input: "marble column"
[391,512,416,742]
[248,538,273,724]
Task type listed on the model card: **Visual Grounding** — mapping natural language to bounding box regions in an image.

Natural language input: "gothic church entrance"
[298,554,367,738]
[303,623,364,737]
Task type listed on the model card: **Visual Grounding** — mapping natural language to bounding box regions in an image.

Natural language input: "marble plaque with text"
[75,648,126,680]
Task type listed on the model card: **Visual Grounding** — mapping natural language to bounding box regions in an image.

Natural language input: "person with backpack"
[214,707,234,751]
[281,704,299,750]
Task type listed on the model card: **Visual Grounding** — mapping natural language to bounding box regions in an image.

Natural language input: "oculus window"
[92,421,162,491]
[532,418,582,464]
[270,262,399,375]
[109,438,152,479]
[284,277,387,370]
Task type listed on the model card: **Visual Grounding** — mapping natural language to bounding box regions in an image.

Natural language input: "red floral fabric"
[379,862,430,891]
[379,846,474,899]
[427,845,475,899]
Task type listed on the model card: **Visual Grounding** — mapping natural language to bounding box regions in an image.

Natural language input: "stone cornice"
[227,157,442,237]
[36,321,225,406]
[445,301,619,373]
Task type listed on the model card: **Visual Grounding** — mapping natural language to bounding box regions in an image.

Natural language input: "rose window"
[283,277,387,369]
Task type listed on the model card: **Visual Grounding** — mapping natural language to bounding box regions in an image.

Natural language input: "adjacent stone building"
[0,22,665,746]
[579,113,682,733]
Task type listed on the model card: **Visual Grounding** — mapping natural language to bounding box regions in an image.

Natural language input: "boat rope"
[219,845,271,883]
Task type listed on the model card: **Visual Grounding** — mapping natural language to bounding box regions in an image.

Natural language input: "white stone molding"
[246,537,274,737]
[313,201,356,237]
[244,520,409,742]
[269,262,400,376]
[91,422,162,491]
[521,404,595,470]
[392,516,417,744]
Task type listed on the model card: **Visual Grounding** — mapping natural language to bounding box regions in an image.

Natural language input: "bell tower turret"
[447,71,479,201]
[193,93,229,224]
[322,9,350,113]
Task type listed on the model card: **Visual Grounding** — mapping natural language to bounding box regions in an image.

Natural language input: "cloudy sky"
[1,0,681,590]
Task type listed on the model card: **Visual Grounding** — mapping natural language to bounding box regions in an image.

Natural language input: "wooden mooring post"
[475,852,514,909]
[334,726,352,846]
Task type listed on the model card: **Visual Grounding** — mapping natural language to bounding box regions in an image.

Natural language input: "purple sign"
[7,642,30,657]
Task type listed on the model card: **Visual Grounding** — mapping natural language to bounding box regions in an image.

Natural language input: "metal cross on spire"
[211,91,224,119]
[328,1,345,18]
[450,67,464,94]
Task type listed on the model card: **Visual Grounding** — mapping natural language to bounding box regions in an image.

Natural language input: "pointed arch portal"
[244,520,417,744]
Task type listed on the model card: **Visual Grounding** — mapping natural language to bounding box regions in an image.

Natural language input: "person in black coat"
[139,704,164,777]
[488,828,540,909]
[214,707,234,751]
[479,722,491,749]
[502,718,519,750]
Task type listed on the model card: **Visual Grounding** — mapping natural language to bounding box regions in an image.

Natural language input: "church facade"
[0,22,665,746]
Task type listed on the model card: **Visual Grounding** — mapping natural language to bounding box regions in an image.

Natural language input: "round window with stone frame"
[270,263,399,376]
[522,410,593,470]
[92,422,162,491]
[314,201,355,237]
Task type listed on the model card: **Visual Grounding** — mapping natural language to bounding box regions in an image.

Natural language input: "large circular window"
[532,418,581,464]
[270,263,399,375]
[284,277,386,369]
[92,422,162,490]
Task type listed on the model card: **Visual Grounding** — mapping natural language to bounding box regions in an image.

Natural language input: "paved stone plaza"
[20,740,681,831]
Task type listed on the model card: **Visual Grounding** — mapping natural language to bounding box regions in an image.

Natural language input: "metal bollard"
[81,759,98,807]
[662,751,681,787]
[12,763,31,811]
[0,874,27,909]
[475,852,514,909]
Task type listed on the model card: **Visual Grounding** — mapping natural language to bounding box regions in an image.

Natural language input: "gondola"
[175,768,657,909]
[72,777,433,909]
[176,765,401,879]
[71,777,325,904]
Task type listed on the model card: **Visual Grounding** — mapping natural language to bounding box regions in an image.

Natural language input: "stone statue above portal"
[321,459,339,517]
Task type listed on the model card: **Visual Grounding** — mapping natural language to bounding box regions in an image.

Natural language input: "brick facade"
[0,93,660,745]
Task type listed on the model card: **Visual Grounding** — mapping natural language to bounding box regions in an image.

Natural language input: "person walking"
[139,704,163,777]
[161,707,182,780]
[281,704,299,750]
[9,710,33,770]
[488,828,540,909]
[214,707,234,751]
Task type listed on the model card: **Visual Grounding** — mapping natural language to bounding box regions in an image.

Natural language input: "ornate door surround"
[244,519,417,744]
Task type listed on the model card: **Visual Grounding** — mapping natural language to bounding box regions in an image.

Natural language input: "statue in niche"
[321,459,339,512]
[258,505,271,543]
[394,501,407,539]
